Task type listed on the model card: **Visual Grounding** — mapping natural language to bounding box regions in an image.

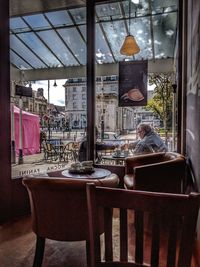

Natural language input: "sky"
[31,79,155,106]
[32,79,66,106]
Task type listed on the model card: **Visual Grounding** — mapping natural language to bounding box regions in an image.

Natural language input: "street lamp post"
[123,109,127,134]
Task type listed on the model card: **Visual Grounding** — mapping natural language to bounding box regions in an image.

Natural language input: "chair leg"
[33,236,45,267]
[86,241,91,267]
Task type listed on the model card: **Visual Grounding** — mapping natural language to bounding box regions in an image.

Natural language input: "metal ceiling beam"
[10,0,86,17]
[119,1,128,34]
[148,0,155,60]
[10,59,174,82]
[10,0,119,17]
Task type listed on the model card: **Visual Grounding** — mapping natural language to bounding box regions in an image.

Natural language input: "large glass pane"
[129,17,153,60]
[96,2,123,21]
[10,50,32,70]
[18,32,62,67]
[122,0,150,18]
[45,10,73,26]
[151,0,177,14]
[23,14,51,30]
[10,35,47,68]
[37,30,79,66]
[69,7,86,25]
[153,13,177,58]
[95,24,115,63]
[58,27,86,64]
[101,20,127,61]
[10,17,30,33]
[79,24,114,64]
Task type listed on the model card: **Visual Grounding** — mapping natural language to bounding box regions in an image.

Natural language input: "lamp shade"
[120,35,140,56]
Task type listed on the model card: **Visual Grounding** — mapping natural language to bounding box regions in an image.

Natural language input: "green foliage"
[146,73,174,139]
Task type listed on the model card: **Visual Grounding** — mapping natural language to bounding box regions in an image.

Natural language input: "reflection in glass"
[79,24,114,64]
[10,17,29,33]
[69,7,86,24]
[10,35,47,69]
[10,50,32,70]
[23,14,51,30]
[58,28,86,65]
[153,13,177,58]
[45,10,73,27]
[18,32,62,67]
[38,30,79,66]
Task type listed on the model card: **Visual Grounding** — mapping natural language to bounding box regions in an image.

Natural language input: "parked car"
[97,132,123,147]
[102,132,119,140]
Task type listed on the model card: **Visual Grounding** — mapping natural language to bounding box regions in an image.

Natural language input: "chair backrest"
[64,142,75,151]
[44,141,56,152]
[87,184,200,267]
[23,176,106,242]
[125,152,186,193]
[125,152,166,174]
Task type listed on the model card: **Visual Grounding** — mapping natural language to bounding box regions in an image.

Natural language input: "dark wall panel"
[186,0,200,190]
[0,0,12,223]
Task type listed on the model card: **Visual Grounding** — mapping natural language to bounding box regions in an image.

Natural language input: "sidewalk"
[11,131,136,178]
[12,152,71,178]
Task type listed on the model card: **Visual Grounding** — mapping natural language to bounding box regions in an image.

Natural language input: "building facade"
[63,76,157,133]
[11,85,48,117]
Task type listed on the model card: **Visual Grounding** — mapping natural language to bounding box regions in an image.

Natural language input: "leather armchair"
[23,173,119,267]
[124,152,186,193]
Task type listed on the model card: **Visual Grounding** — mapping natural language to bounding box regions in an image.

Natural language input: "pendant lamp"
[120,0,140,56]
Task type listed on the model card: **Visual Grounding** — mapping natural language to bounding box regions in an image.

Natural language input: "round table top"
[61,168,111,179]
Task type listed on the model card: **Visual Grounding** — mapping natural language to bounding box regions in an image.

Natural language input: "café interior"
[0,0,200,266]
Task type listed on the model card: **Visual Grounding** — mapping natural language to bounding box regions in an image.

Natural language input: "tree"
[146,73,174,142]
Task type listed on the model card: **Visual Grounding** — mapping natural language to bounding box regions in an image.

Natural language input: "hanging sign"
[118,60,148,107]
[15,85,33,97]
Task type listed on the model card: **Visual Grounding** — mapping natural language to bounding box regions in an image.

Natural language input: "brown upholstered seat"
[124,152,186,193]
[23,173,119,267]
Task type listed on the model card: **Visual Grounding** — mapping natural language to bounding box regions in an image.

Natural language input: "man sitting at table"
[131,123,168,155]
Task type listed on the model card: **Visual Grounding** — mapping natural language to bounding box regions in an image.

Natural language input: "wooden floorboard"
[0,214,198,267]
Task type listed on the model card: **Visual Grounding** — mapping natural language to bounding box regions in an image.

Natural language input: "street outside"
[12,129,173,179]
[12,129,137,179]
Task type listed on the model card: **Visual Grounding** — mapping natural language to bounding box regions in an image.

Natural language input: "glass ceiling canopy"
[10,0,178,70]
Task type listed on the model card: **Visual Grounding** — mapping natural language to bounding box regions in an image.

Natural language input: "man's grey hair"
[137,123,152,134]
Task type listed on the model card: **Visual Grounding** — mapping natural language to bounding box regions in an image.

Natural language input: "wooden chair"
[42,141,59,162]
[62,142,77,162]
[23,174,119,267]
[86,184,200,267]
